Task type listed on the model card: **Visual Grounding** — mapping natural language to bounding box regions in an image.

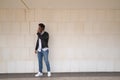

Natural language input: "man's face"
[38,26,43,33]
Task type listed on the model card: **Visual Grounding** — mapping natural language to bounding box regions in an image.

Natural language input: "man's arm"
[37,32,49,40]
[35,38,39,54]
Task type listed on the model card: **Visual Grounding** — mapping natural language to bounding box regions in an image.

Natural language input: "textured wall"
[0,9,120,73]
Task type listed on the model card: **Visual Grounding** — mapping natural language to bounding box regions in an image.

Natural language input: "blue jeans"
[37,50,50,73]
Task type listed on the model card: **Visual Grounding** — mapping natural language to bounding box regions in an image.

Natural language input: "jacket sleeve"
[37,32,49,40]
[35,38,39,50]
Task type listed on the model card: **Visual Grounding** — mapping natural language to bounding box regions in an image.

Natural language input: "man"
[35,23,51,77]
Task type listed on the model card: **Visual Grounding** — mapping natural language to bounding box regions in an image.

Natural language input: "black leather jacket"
[35,31,49,50]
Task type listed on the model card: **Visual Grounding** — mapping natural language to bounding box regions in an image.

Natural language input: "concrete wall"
[0,9,120,73]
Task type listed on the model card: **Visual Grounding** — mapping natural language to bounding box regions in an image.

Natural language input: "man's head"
[38,23,45,33]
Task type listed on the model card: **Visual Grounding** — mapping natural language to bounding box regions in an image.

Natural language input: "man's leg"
[35,51,43,77]
[42,50,51,72]
[42,50,51,77]
[38,51,43,73]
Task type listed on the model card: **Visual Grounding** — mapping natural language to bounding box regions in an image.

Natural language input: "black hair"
[39,23,45,30]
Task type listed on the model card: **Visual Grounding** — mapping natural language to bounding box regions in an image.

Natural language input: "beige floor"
[0,73,120,80]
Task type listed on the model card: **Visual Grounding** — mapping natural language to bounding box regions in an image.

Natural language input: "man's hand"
[35,50,37,54]
[37,28,40,33]
[37,27,42,33]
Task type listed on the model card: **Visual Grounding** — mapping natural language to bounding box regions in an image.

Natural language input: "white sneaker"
[35,72,43,77]
[47,72,51,77]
